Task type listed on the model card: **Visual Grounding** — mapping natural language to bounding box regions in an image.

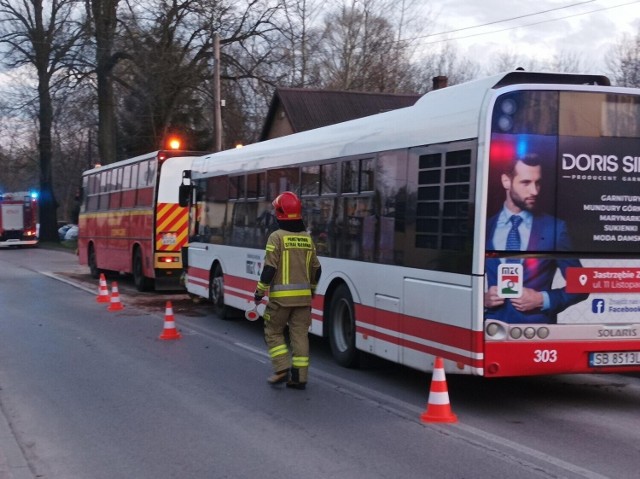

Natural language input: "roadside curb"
[0,402,33,479]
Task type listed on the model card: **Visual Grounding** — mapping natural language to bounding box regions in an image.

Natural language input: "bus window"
[343,196,374,261]
[110,167,123,209]
[408,145,474,274]
[121,165,135,207]
[321,163,338,195]
[303,197,336,256]
[87,174,99,211]
[197,176,228,244]
[98,171,110,211]
[342,158,374,194]
[229,175,244,200]
[247,173,265,199]
[267,168,299,198]
[342,160,357,193]
[360,158,374,192]
[377,149,408,264]
[137,160,153,206]
[301,165,320,196]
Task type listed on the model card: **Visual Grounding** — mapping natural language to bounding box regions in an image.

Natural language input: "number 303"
[534,349,557,363]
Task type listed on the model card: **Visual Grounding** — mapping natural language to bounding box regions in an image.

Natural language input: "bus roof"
[83,150,207,176]
[191,70,614,178]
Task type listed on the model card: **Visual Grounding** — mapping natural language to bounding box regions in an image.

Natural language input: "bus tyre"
[88,244,100,279]
[328,284,359,368]
[133,248,153,292]
[210,264,230,319]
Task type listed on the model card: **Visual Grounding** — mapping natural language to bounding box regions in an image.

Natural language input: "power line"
[415,0,640,46]
[427,0,596,39]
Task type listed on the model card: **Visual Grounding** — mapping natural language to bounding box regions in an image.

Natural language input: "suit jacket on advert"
[485,212,588,324]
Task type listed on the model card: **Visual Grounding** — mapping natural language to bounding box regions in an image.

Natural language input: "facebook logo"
[592,299,605,314]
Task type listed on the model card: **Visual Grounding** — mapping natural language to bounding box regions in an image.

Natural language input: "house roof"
[259,88,422,141]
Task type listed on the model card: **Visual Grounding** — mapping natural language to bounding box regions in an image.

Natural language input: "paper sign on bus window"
[497,263,523,298]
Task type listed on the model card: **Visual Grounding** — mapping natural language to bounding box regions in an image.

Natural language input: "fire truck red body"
[0,191,39,247]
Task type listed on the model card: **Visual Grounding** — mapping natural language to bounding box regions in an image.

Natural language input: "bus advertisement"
[180,70,640,377]
[0,191,39,247]
[78,150,206,291]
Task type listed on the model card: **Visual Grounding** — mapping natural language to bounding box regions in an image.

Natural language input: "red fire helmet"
[272,191,302,220]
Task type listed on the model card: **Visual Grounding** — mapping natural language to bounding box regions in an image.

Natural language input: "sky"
[421,0,640,74]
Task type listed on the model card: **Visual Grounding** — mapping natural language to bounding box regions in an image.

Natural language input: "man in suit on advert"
[485,154,588,324]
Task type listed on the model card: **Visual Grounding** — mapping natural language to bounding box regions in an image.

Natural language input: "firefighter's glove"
[254,290,264,304]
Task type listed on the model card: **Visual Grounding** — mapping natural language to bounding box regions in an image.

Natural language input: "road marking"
[41,272,96,295]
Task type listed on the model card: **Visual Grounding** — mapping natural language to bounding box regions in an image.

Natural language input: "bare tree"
[114,0,289,152]
[275,0,323,87]
[0,0,88,241]
[607,32,640,87]
[318,0,411,91]
[550,50,585,73]
[90,0,123,164]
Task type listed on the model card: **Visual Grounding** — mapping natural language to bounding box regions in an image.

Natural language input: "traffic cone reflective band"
[420,357,458,423]
[107,282,124,311]
[159,301,181,340]
[96,273,109,303]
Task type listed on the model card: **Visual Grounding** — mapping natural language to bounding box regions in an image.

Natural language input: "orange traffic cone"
[96,273,109,303]
[107,282,124,311]
[159,301,181,340]
[420,357,458,423]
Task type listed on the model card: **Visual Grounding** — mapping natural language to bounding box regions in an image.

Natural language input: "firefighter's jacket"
[257,229,321,307]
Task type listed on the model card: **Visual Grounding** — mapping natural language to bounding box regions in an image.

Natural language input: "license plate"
[589,351,640,367]
[162,233,176,245]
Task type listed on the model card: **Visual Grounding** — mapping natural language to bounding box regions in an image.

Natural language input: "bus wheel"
[328,284,359,368]
[210,264,230,319]
[133,248,153,292]
[88,244,100,279]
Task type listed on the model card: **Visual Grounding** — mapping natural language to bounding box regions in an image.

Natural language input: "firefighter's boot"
[267,369,289,386]
[286,368,306,390]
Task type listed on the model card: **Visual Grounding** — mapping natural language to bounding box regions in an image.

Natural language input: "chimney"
[432,76,448,90]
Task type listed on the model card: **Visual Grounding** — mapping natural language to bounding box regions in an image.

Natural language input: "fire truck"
[0,191,39,247]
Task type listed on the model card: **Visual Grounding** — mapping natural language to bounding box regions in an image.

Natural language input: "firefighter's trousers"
[263,302,311,383]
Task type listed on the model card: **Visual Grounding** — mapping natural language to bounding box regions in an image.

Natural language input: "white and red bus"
[0,191,39,247]
[181,70,640,377]
[78,150,206,291]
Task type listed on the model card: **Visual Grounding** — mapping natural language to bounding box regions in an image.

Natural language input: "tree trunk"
[37,68,59,242]
[92,0,120,164]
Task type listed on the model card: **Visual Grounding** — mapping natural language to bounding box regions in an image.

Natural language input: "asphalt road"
[1,246,639,479]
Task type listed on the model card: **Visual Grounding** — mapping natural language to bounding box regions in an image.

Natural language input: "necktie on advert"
[505,215,523,262]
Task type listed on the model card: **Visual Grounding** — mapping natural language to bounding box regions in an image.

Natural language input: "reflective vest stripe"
[266,244,275,253]
[270,289,311,298]
[292,356,309,368]
[282,250,290,284]
[269,344,288,358]
[270,283,310,292]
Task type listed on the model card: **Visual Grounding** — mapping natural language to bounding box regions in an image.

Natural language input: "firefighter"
[254,191,322,390]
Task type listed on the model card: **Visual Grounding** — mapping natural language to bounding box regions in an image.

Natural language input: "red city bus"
[0,191,39,247]
[78,150,206,290]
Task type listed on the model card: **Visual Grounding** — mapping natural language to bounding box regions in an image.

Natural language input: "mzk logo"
[497,264,523,298]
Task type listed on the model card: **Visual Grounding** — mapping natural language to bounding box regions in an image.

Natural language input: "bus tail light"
[158,256,180,263]
[486,323,551,341]
[485,321,507,339]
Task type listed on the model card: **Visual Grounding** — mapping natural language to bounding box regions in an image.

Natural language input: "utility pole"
[213,33,222,152]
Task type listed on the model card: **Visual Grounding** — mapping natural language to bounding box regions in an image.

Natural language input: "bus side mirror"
[179,183,192,207]
[179,170,192,207]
